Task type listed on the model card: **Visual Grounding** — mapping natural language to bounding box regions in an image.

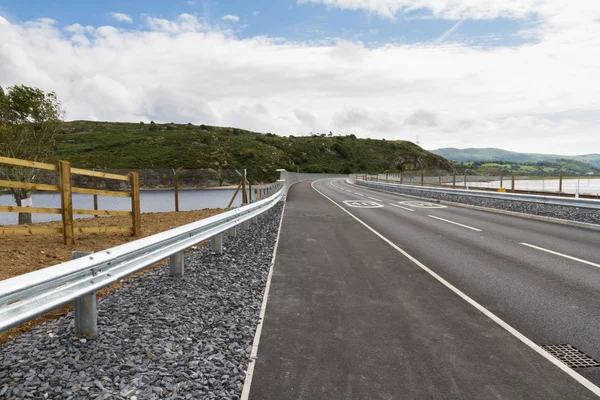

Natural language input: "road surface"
[248,179,600,399]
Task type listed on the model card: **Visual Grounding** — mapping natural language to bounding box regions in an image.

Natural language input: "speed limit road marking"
[343,200,384,208]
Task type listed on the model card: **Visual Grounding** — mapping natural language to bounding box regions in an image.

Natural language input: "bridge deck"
[248,181,596,399]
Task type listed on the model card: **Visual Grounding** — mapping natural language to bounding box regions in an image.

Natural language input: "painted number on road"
[343,200,383,208]
[399,201,447,209]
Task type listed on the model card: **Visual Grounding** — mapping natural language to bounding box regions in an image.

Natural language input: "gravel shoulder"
[0,203,284,400]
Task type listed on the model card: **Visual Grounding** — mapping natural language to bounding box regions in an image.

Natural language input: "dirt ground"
[0,209,224,345]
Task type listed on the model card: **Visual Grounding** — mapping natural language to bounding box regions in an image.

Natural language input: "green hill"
[431,147,600,168]
[54,121,452,182]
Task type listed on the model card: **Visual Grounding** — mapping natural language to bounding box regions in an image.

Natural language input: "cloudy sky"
[1,0,599,154]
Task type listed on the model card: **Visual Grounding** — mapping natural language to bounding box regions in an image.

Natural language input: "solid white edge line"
[521,243,600,269]
[368,196,383,202]
[428,215,482,232]
[311,179,600,397]
[389,203,414,212]
[240,201,287,400]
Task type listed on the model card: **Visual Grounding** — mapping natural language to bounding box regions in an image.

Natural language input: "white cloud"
[222,15,240,22]
[110,12,133,24]
[0,9,599,154]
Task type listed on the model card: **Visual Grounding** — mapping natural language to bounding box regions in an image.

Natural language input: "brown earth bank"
[0,209,223,346]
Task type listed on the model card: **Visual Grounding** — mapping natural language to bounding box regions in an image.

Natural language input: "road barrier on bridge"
[0,184,284,338]
[355,179,600,210]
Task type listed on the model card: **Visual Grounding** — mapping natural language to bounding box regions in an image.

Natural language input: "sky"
[0,1,599,155]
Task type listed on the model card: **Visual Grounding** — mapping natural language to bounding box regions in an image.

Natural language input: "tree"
[0,85,65,224]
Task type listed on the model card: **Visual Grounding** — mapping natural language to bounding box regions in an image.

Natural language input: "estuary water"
[462,177,600,195]
[0,188,249,226]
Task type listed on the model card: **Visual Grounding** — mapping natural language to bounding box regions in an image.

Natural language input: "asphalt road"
[248,179,600,399]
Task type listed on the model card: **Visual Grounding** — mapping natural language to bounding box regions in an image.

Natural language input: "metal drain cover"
[541,344,600,368]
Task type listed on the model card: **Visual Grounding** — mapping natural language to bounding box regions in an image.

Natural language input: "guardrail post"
[228,226,237,238]
[500,173,503,188]
[72,251,97,338]
[252,216,259,224]
[211,233,223,254]
[170,252,184,276]
[421,171,424,186]
[400,172,403,184]
[452,172,456,189]
[59,160,75,246]
[130,172,141,237]
[242,219,250,230]
[167,226,185,276]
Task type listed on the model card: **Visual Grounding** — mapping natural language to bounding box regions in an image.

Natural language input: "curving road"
[248,179,600,399]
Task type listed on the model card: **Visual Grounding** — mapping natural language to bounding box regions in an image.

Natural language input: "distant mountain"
[431,148,600,167]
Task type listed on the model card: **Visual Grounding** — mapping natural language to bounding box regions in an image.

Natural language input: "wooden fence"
[0,156,141,245]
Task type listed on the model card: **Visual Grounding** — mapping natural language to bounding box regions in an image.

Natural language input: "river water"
[460,177,600,195]
[0,189,250,226]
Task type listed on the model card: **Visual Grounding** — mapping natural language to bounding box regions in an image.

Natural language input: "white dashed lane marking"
[521,243,600,269]
[428,215,482,232]
[389,203,414,212]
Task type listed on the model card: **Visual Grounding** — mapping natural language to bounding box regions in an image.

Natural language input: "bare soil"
[0,209,224,345]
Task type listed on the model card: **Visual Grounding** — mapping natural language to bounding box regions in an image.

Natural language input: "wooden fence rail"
[0,156,141,245]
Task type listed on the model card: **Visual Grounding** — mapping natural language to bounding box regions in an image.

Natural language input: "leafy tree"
[0,85,65,224]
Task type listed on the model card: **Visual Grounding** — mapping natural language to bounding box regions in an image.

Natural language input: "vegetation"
[432,147,600,168]
[0,85,65,224]
[53,121,452,182]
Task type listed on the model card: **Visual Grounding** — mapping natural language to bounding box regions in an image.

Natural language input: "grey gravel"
[0,203,283,400]
[358,182,600,225]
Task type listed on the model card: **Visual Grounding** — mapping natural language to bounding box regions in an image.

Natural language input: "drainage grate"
[541,344,600,369]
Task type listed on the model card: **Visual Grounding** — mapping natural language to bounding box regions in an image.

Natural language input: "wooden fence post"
[92,177,99,217]
[59,160,75,246]
[400,172,403,184]
[421,171,424,186]
[242,169,248,205]
[130,172,141,237]
[452,172,456,189]
[559,171,563,193]
[174,175,179,212]
[511,172,516,192]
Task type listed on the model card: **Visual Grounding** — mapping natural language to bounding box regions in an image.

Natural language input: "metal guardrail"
[356,180,600,210]
[0,184,284,338]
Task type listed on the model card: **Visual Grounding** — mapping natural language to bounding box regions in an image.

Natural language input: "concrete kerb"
[350,179,600,232]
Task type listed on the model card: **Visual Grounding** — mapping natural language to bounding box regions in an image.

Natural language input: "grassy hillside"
[55,121,452,182]
[432,147,600,168]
